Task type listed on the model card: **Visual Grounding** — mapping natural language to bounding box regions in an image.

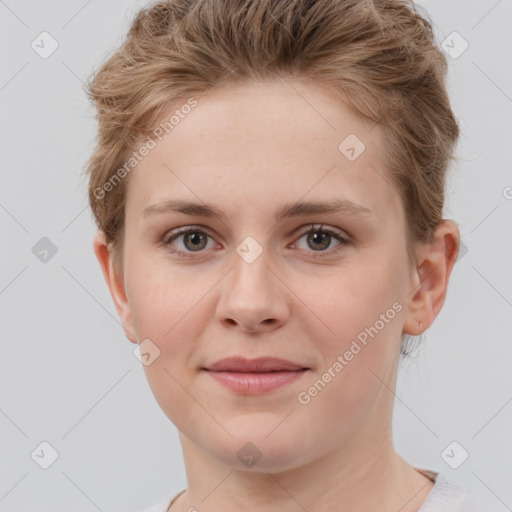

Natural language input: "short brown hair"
[83,0,460,357]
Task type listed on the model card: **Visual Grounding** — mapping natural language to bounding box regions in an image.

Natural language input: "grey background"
[1,0,511,510]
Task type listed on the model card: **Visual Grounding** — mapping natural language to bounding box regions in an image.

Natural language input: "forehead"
[126,80,402,227]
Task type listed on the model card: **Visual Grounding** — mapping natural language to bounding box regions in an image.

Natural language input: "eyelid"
[293,223,349,241]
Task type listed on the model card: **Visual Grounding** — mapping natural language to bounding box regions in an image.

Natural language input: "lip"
[204,369,308,394]
[204,356,307,373]
[202,357,309,394]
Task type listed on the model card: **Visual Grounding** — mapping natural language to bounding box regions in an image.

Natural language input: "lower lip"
[204,369,308,394]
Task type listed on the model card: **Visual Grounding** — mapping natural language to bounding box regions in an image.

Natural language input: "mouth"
[202,357,309,394]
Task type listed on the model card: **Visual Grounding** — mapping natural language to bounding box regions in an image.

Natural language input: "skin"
[93,79,460,512]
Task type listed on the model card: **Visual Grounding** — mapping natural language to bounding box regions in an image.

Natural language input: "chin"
[205,427,305,473]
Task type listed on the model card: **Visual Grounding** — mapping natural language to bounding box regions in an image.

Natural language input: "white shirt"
[415,469,480,511]
[143,468,482,512]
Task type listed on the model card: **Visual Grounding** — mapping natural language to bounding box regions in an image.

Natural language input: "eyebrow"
[142,198,372,223]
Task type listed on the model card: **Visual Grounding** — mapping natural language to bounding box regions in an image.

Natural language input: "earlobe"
[92,231,138,344]
[403,220,460,336]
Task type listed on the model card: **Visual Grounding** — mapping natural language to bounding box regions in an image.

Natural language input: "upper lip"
[203,357,308,373]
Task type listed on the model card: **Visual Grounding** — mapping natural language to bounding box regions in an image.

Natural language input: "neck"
[171,421,433,512]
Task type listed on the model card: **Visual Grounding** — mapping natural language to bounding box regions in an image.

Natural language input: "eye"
[160,226,217,257]
[292,224,350,256]
[160,224,351,258]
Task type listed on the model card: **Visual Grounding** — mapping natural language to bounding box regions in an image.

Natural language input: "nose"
[215,249,290,334]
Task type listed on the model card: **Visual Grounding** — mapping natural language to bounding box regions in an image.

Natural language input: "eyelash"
[159,224,351,259]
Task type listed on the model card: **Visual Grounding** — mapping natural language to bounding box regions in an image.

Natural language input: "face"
[94,79,450,473]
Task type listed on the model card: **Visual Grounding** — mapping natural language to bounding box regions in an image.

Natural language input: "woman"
[84,0,479,510]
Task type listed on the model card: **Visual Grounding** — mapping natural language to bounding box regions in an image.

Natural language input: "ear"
[403,220,460,335]
[92,230,138,344]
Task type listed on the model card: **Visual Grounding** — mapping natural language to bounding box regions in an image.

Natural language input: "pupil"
[308,231,329,251]
[185,232,206,251]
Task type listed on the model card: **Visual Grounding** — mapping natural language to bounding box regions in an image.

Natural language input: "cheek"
[126,256,204,338]
[300,297,402,434]
[125,258,210,375]
[128,266,203,423]
[315,258,404,345]
[309,259,405,398]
